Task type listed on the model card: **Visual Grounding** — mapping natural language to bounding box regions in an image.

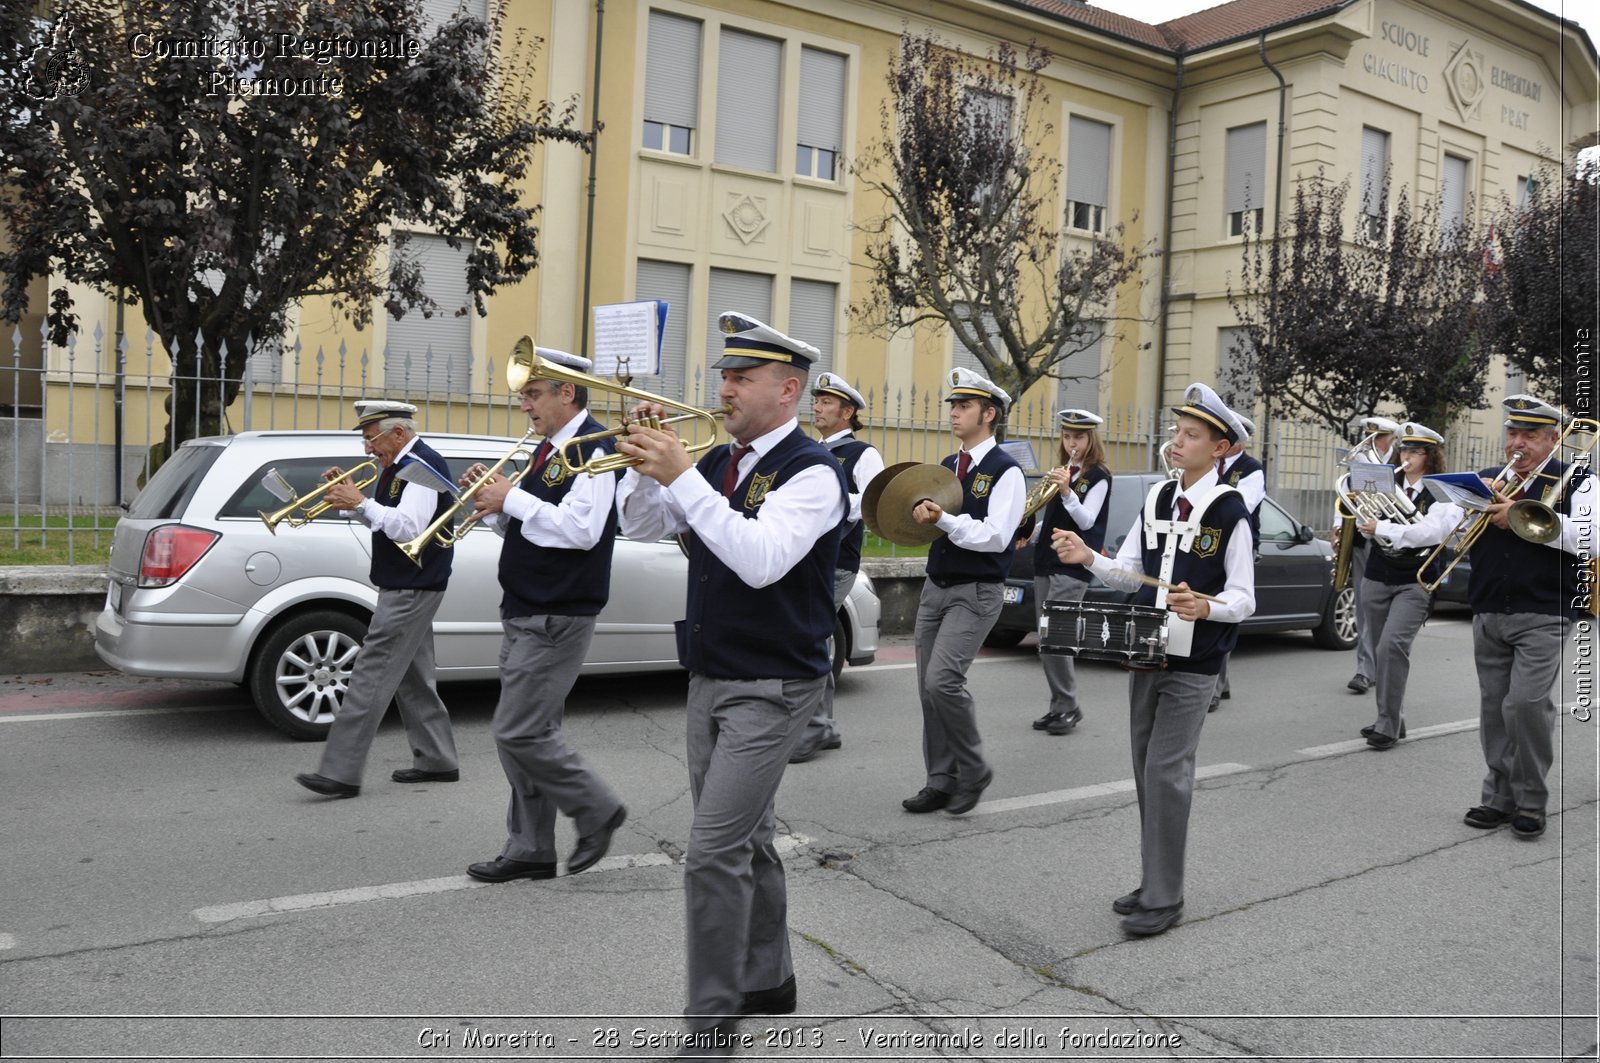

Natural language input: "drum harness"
[1140,479,1241,659]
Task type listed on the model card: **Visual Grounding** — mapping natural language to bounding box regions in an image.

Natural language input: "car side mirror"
[1297,524,1315,543]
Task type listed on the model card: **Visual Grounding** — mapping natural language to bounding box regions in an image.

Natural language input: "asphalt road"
[1,614,1596,1062]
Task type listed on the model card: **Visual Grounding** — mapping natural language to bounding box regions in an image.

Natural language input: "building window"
[715,28,781,172]
[1440,153,1470,247]
[1515,174,1540,213]
[789,279,837,414]
[796,47,845,182]
[706,268,774,403]
[951,302,998,378]
[1359,126,1389,243]
[1066,116,1111,234]
[1225,122,1267,237]
[385,233,472,394]
[644,11,701,157]
[1057,320,1103,411]
[634,259,692,403]
[1217,326,1258,412]
[419,0,488,35]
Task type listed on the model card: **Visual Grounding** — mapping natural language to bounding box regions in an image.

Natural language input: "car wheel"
[1312,584,1358,650]
[831,614,847,680]
[982,627,1027,649]
[248,609,367,740]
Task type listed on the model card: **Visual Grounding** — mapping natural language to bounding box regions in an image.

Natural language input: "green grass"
[862,532,929,558]
[0,515,116,567]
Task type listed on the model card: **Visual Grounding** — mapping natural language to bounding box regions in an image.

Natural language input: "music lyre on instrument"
[258,461,379,534]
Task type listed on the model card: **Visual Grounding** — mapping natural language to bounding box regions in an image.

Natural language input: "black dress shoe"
[568,805,626,875]
[295,772,359,798]
[1121,902,1183,937]
[902,787,951,813]
[466,856,558,883]
[1111,888,1143,915]
[945,769,993,815]
[391,767,460,783]
[789,736,840,764]
[1207,698,1220,713]
[1511,810,1546,838]
[1032,711,1066,731]
[1045,709,1082,735]
[1359,725,1377,738]
[738,974,797,1015]
[1463,805,1513,829]
[1347,674,1372,693]
[1365,733,1396,750]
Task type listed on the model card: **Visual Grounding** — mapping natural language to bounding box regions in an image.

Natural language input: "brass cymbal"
[863,462,963,546]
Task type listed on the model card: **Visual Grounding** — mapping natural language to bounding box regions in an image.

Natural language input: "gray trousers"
[915,579,1004,792]
[1127,669,1217,910]
[316,587,458,786]
[683,673,823,1029]
[1473,612,1570,813]
[492,614,623,863]
[1358,577,1431,739]
[799,569,857,748]
[1034,572,1088,715]
[1351,540,1378,679]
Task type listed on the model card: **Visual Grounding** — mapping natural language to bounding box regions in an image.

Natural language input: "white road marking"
[848,656,1013,674]
[0,705,235,724]
[0,933,16,950]
[1297,718,1480,758]
[970,762,1253,816]
[193,834,811,924]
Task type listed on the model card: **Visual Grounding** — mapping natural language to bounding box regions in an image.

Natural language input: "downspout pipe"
[1258,32,1287,487]
[579,0,606,360]
[1155,50,1183,444]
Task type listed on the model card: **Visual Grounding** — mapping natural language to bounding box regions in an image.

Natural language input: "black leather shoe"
[466,856,557,883]
[1463,805,1513,829]
[1366,733,1396,750]
[1207,698,1220,713]
[1511,810,1546,838]
[789,737,841,764]
[295,772,359,798]
[1121,902,1183,937]
[1032,711,1066,731]
[1359,725,1377,738]
[1347,674,1372,693]
[945,769,993,815]
[1111,888,1143,915]
[391,767,460,783]
[738,974,797,1016]
[902,787,951,813]
[568,805,626,875]
[1045,709,1082,735]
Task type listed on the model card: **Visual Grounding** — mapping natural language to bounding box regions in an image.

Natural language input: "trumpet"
[504,337,726,476]
[396,429,541,564]
[258,461,379,534]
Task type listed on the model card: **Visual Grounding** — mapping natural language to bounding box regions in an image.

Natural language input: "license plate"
[1002,585,1023,604]
[108,580,123,614]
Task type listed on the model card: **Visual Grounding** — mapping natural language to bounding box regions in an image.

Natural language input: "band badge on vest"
[1074,480,1090,498]
[541,456,570,488]
[971,472,994,498]
[1192,525,1223,558]
[387,476,403,500]
[744,470,777,510]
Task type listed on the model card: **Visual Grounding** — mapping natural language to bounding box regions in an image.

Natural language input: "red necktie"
[531,440,553,470]
[1175,496,1192,522]
[956,451,971,481]
[1068,465,1080,482]
[376,464,395,498]
[1216,457,1227,478]
[722,444,753,496]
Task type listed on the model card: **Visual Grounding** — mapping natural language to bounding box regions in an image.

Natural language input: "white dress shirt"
[934,435,1026,552]
[821,429,885,525]
[1370,473,1462,550]
[617,418,846,589]
[353,435,438,543]
[485,408,616,550]
[1059,471,1109,532]
[1087,470,1257,624]
[1218,453,1266,512]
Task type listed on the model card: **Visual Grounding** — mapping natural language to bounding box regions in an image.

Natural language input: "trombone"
[258,461,379,534]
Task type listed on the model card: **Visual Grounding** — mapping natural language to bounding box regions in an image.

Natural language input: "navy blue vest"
[1363,483,1443,586]
[678,427,847,679]
[1135,480,1249,675]
[368,438,454,592]
[1035,465,1111,581]
[1221,453,1264,549]
[1467,460,1589,619]
[926,445,1021,586]
[825,434,872,574]
[498,413,619,618]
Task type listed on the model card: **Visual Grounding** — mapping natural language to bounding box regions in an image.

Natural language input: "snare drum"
[1038,600,1168,670]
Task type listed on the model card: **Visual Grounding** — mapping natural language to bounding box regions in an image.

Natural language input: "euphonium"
[258,461,379,534]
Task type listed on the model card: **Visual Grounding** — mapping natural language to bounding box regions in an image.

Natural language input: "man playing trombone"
[1453,395,1596,839]
[294,400,461,799]
[459,345,628,882]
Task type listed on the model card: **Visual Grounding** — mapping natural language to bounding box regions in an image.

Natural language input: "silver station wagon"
[95,430,881,739]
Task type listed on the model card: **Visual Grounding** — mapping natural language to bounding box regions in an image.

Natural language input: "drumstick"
[1128,571,1225,603]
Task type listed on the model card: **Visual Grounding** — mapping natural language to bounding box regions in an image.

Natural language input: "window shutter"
[634,259,692,403]
[1441,154,1469,232]
[797,47,845,152]
[1057,322,1102,412]
[789,280,837,414]
[1066,116,1111,208]
[706,269,774,402]
[952,303,996,375]
[1360,127,1388,215]
[419,0,487,36]
[1226,122,1267,213]
[385,234,472,394]
[1217,326,1258,411]
[715,29,781,171]
[644,11,701,130]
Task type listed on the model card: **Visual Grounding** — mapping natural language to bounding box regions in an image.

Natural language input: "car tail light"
[139,525,220,588]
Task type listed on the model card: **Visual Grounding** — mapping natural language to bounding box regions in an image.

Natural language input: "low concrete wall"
[0,566,107,674]
[859,557,925,637]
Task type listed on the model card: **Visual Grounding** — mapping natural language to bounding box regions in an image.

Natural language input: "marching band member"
[460,347,628,883]
[294,400,460,799]
[1053,382,1255,936]
[1458,395,1596,839]
[1346,415,1400,694]
[1210,414,1264,711]
[615,312,845,1052]
[1031,408,1111,736]
[901,368,1025,816]
[791,372,884,764]
[1356,422,1458,749]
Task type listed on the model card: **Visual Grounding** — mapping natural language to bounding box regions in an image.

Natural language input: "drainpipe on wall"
[1258,32,1287,490]
[1155,50,1184,436]
[579,0,606,360]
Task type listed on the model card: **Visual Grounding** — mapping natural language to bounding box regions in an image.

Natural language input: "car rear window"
[124,445,223,520]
